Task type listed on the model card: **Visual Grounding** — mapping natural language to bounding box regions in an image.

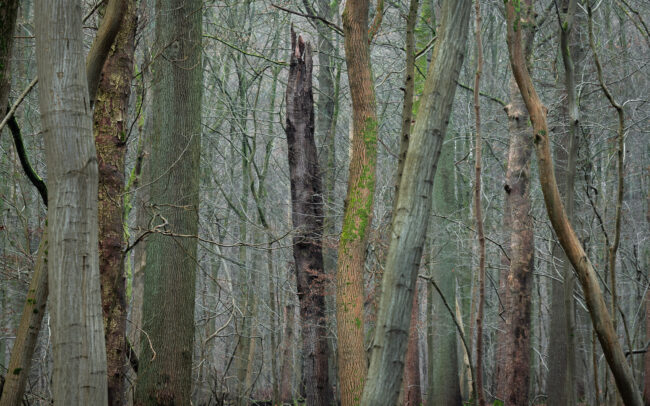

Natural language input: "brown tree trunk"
[285,29,333,406]
[0,233,47,406]
[505,2,642,405]
[402,286,421,406]
[336,0,379,403]
[94,1,137,403]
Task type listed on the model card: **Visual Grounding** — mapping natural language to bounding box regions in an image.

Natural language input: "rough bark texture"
[547,1,579,403]
[336,0,378,403]
[0,0,19,114]
[285,30,333,406]
[503,76,535,406]
[428,140,462,406]
[360,2,471,404]
[94,1,137,403]
[505,2,643,405]
[34,0,108,403]
[134,0,202,403]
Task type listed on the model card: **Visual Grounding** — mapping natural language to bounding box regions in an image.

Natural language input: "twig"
[419,274,477,402]
[0,77,38,134]
[271,3,343,35]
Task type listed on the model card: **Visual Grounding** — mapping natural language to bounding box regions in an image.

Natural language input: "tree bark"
[505,2,643,405]
[34,0,108,402]
[360,1,471,404]
[547,1,579,403]
[428,140,462,406]
[94,1,137,403]
[0,232,47,406]
[285,30,333,406]
[336,0,379,403]
[472,1,486,404]
[134,0,202,402]
[503,75,535,406]
[394,0,419,208]
[0,0,19,115]
[402,286,421,406]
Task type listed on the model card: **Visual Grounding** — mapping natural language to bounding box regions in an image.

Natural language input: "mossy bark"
[336,0,379,404]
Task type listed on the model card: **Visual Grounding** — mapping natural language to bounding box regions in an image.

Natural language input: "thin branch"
[203,34,288,66]
[271,3,343,35]
[456,80,506,107]
[0,76,38,134]
[419,274,476,399]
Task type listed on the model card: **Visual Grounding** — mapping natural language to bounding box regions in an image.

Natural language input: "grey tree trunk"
[34,0,108,403]
[134,0,202,402]
[428,139,462,406]
[547,1,579,403]
[360,1,471,404]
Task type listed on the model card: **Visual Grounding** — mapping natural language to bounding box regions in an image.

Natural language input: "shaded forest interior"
[0,0,648,405]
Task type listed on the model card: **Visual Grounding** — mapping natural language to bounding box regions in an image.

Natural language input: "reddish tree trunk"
[94,2,137,404]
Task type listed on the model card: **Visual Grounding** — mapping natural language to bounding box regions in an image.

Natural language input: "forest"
[0,0,648,404]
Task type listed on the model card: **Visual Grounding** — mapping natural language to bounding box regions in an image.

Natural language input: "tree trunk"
[336,0,379,403]
[360,1,471,404]
[0,233,47,406]
[503,75,535,406]
[94,2,137,403]
[428,139,462,406]
[0,0,19,114]
[547,2,579,404]
[643,286,650,406]
[285,30,333,406]
[505,2,643,405]
[472,1,486,403]
[280,301,296,403]
[34,0,108,402]
[134,0,202,402]
[402,286,421,406]
[394,0,419,208]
